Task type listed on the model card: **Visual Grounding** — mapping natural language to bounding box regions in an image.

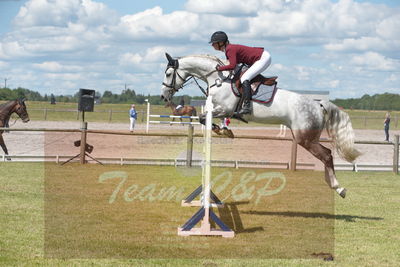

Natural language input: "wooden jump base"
[177,96,234,238]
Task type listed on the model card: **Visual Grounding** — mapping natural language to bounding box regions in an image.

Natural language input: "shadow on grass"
[215,201,265,233]
[241,210,383,222]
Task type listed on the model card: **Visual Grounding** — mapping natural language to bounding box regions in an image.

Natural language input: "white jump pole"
[203,96,212,227]
[177,96,234,238]
[145,100,150,133]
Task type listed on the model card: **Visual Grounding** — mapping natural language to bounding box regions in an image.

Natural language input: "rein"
[163,64,223,97]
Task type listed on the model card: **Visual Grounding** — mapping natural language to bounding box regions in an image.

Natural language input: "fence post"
[290,139,297,171]
[44,108,48,120]
[80,122,88,164]
[186,125,194,167]
[394,135,399,174]
[363,116,367,128]
[108,110,113,123]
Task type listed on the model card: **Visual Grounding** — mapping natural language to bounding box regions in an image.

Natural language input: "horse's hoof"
[213,129,222,135]
[223,129,234,138]
[338,188,346,198]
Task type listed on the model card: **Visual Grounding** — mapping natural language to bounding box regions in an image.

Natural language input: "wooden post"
[44,108,48,120]
[290,138,297,171]
[80,122,88,164]
[108,110,113,123]
[394,135,399,174]
[186,125,194,167]
[363,116,367,128]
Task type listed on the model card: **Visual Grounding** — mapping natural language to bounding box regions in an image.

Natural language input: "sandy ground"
[2,120,399,169]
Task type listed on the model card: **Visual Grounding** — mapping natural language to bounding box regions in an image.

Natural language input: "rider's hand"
[215,64,221,71]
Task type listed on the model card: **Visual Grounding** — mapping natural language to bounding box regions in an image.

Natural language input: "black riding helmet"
[209,31,228,44]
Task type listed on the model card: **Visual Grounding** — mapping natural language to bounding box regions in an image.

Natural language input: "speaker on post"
[78,89,95,112]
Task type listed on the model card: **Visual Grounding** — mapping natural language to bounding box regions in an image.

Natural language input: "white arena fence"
[0,127,398,174]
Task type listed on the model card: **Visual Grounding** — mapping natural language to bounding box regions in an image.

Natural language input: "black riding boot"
[238,80,252,115]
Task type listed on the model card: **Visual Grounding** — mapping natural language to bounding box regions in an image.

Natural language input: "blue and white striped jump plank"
[149,121,201,125]
[149,115,199,119]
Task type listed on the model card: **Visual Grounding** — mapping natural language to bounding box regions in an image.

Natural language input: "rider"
[175,97,185,111]
[209,31,271,115]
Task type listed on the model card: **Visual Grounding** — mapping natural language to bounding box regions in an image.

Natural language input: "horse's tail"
[321,101,361,163]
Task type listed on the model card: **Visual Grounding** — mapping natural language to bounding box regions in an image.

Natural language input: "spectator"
[129,104,137,132]
[384,112,390,142]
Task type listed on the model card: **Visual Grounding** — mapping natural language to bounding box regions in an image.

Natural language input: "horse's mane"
[179,54,226,65]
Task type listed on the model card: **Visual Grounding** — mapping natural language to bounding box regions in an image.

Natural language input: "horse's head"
[161,53,187,103]
[15,98,30,123]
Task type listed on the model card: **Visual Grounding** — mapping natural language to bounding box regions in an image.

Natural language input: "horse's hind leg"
[297,137,346,198]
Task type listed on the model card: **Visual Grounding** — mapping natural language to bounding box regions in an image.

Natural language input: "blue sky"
[0,0,399,99]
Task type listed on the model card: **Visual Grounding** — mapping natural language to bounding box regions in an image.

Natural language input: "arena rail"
[0,127,398,173]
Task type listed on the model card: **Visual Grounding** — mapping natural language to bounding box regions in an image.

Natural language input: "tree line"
[0,87,205,105]
[1,87,399,110]
[332,93,400,111]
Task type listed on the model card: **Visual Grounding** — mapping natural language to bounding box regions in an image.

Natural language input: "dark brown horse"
[165,101,197,122]
[0,99,30,159]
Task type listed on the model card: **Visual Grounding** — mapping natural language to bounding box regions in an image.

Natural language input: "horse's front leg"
[199,106,230,136]
[0,134,10,161]
[198,113,220,133]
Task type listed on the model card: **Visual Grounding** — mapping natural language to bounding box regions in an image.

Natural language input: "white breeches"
[240,50,271,83]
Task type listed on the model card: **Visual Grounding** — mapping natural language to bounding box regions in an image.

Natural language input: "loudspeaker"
[78,89,95,112]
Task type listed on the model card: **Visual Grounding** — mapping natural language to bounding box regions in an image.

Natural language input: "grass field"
[3,100,399,129]
[1,163,399,266]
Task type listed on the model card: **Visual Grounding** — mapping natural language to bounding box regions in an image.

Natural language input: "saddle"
[231,64,278,104]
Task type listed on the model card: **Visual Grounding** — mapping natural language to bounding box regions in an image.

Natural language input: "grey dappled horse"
[161,53,360,198]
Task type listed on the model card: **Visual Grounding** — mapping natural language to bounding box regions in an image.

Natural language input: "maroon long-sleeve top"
[217,44,264,71]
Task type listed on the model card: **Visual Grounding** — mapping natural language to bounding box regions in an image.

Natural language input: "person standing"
[129,104,137,132]
[384,112,391,142]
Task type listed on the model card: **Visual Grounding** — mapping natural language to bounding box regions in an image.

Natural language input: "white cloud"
[119,53,143,66]
[350,52,400,71]
[376,14,400,39]
[0,61,9,69]
[33,61,83,72]
[324,37,387,52]
[386,74,398,82]
[185,0,261,16]
[115,7,199,40]
[14,0,117,28]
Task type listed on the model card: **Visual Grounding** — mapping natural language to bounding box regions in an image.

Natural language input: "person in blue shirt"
[129,104,137,132]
